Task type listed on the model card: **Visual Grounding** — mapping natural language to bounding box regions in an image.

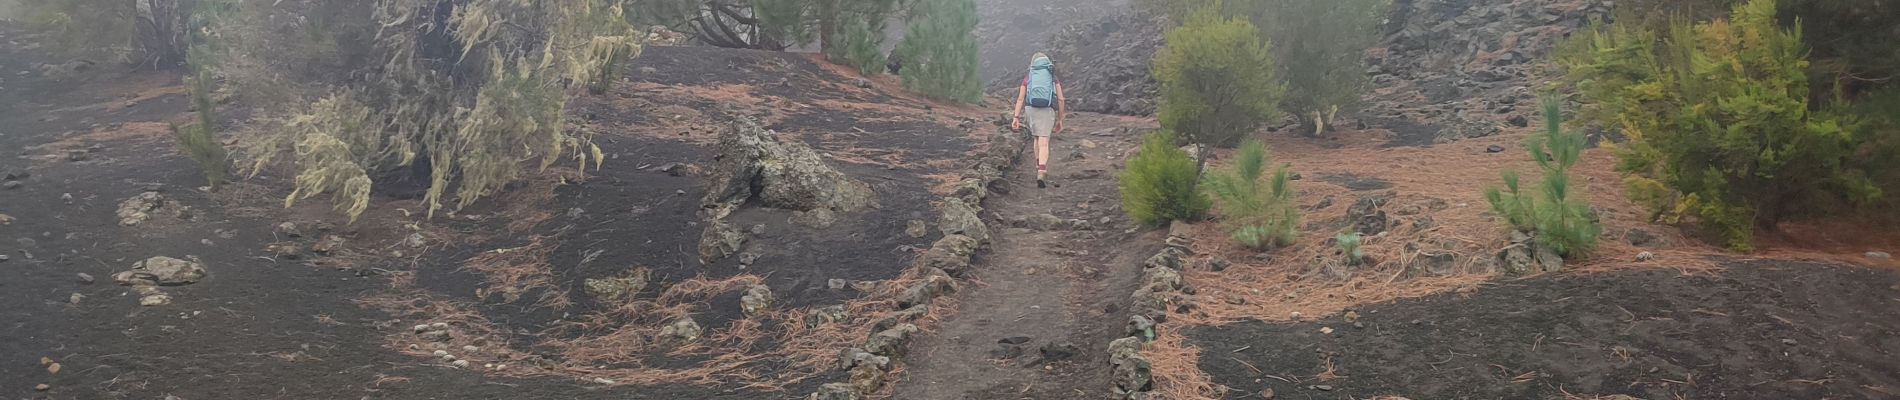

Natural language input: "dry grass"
[1145,326,1225,400]
[458,235,571,309]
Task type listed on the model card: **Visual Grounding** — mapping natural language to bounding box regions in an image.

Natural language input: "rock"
[1107,336,1144,365]
[115,192,168,226]
[905,220,929,238]
[1498,243,1535,275]
[1869,252,1892,260]
[1412,251,1457,276]
[1080,139,1099,149]
[404,233,426,248]
[638,66,658,75]
[697,220,747,264]
[139,293,172,306]
[1112,354,1154,394]
[1636,251,1656,262]
[658,318,703,342]
[1,169,26,181]
[584,268,651,303]
[35,384,49,391]
[897,275,957,308]
[76,273,94,284]
[1,180,20,190]
[846,362,885,393]
[827,278,849,290]
[920,234,982,276]
[66,149,90,162]
[1626,229,1665,248]
[853,78,872,88]
[1040,341,1080,361]
[936,199,988,243]
[806,305,850,328]
[267,242,305,260]
[115,256,207,286]
[863,323,919,357]
[1068,149,1086,160]
[1126,315,1157,339]
[1204,257,1231,272]
[871,305,928,332]
[1347,195,1390,235]
[738,252,760,265]
[740,285,774,316]
[1435,117,1501,143]
[1532,240,1565,272]
[312,235,348,254]
[1142,267,1183,292]
[1144,247,1186,270]
[1507,115,1529,127]
[700,117,875,220]
[1025,213,1065,231]
[276,221,304,238]
[992,337,1029,360]
[69,292,84,304]
[839,347,890,372]
[810,383,861,400]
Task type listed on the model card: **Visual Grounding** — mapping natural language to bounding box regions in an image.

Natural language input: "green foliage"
[1140,0,1388,135]
[221,0,636,221]
[169,70,228,191]
[829,19,887,76]
[1335,232,1363,265]
[1121,132,1211,226]
[1483,97,1601,258]
[895,0,980,103]
[1203,140,1299,249]
[1153,5,1284,147]
[18,0,136,62]
[1560,0,1888,250]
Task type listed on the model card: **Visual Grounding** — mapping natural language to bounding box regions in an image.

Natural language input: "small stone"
[1319,327,1334,335]
[738,252,760,265]
[139,293,172,306]
[1312,385,1334,391]
[276,222,304,238]
[35,384,49,391]
[1868,252,1892,260]
[1343,311,1360,322]
[462,345,480,353]
[2,181,21,190]
[905,220,929,239]
[854,78,872,88]
[1290,312,1304,319]
[452,359,470,368]
[1781,338,1798,346]
[828,279,848,290]
[431,322,449,329]
[404,233,426,248]
[1,254,10,262]
[441,354,456,362]
[1636,251,1656,262]
[69,293,84,304]
[432,350,449,357]
[1507,115,1529,127]
[414,324,431,333]
[1486,145,1506,153]
[77,273,94,284]
[593,377,616,385]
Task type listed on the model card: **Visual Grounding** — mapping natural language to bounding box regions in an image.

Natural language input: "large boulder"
[1033,10,1165,116]
[1111,354,1154,395]
[113,256,207,286]
[700,117,875,220]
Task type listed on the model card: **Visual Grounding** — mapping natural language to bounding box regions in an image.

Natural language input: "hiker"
[1011,52,1065,188]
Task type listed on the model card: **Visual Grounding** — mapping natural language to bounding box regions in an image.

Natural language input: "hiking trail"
[893,112,1164,399]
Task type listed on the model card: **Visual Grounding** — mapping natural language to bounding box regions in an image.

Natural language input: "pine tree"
[895,0,980,103]
[1484,97,1600,258]
[1153,5,1284,148]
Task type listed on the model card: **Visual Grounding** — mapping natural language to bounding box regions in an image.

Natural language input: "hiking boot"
[1037,179,1047,189]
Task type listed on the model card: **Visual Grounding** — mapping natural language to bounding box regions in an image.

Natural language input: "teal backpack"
[1026,57,1056,108]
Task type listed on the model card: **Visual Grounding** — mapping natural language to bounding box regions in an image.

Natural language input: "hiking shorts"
[1024,106,1057,137]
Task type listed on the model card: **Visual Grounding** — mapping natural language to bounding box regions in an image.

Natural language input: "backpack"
[1025,57,1056,108]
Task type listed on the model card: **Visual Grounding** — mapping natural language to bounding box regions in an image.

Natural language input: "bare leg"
[1035,136,1050,183]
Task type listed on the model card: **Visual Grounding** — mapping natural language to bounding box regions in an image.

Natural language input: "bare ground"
[893,113,1163,399]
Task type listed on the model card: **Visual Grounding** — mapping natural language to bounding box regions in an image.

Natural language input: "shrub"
[1203,139,1299,249]
[1140,0,1387,135]
[895,0,980,103]
[221,0,637,221]
[1484,97,1601,258]
[169,70,229,191]
[1121,132,1211,226]
[829,19,887,76]
[18,0,192,66]
[1153,5,1284,148]
[1335,232,1364,266]
[1560,0,1885,250]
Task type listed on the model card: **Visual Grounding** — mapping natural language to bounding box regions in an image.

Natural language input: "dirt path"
[894,113,1161,399]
